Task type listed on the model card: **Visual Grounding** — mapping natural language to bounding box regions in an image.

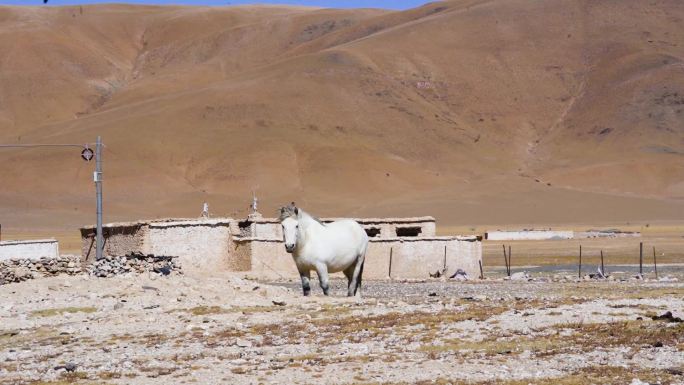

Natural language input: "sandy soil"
[1,273,682,385]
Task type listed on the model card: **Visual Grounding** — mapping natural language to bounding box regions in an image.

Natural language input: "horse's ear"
[294,207,299,215]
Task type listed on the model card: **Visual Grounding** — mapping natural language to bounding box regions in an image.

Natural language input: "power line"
[0,143,88,148]
[0,138,105,261]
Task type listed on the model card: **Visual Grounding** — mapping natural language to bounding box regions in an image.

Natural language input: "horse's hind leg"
[314,264,330,296]
[344,265,355,296]
[348,255,366,297]
[299,269,311,297]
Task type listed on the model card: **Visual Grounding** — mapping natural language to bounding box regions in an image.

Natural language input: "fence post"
[479,260,484,280]
[388,247,393,279]
[639,242,643,277]
[653,246,658,279]
[502,245,509,277]
[578,245,582,279]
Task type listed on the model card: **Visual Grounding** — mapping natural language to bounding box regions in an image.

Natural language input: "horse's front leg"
[299,269,311,297]
[315,263,330,296]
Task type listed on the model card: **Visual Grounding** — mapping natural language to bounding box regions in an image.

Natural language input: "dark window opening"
[238,220,252,237]
[365,227,381,238]
[396,227,422,237]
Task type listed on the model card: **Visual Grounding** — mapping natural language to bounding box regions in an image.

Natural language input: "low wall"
[245,236,482,280]
[147,220,233,274]
[81,217,480,280]
[0,239,59,261]
[369,237,481,279]
[485,231,574,241]
[576,231,641,239]
[0,255,81,285]
[81,223,147,261]
[243,216,437,239]
[240,238,298,280]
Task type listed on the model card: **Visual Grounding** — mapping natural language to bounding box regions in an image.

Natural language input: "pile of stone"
[86,252,182,278]
[0,255,81,285]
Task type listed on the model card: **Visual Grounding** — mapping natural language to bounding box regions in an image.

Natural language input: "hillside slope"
[0,0,682,231]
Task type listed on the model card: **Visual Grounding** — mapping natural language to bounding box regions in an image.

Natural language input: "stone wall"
[0,253,184,285]
[0,239,59,261]
[86,253,182,277]
[0,255,81,285]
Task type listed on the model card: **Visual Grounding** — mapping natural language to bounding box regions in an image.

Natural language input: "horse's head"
[279,202,299,253]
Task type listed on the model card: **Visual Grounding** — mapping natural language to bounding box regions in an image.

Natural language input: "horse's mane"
[279,203,297,221]
[279,203,325,226]
[307,212,326,226]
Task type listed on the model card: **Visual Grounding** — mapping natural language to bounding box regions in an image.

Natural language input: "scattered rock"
[666,368,683,376]
[236,338,252,348]
[658,276,679,282]
[54,362,77,372]
[449,269,469,281]
[142,285,160,291]
[651,311,683,323]
[429,267,447,278]
[86,253,182,278]
[510,271,531,281]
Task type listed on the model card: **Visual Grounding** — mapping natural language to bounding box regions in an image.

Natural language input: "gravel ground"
[1,273,683,385]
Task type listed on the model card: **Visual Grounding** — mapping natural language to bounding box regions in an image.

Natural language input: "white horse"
[279,203,368,297]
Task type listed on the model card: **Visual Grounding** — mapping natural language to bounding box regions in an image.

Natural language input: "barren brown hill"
[0,0,683,234]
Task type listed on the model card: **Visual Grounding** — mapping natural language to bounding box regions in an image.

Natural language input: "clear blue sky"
[1,0,434,9]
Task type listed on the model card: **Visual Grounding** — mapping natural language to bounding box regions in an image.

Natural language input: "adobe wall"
[0,239,60,261]
[147,220,234,274]
[576,231,641,239]
[485,230,574,241]
[245,236,482,280]
[244,217,437,240]
[81,216,480,280]
[238,238,298,280]
[80,223,148,262]
[367,237,481,279]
